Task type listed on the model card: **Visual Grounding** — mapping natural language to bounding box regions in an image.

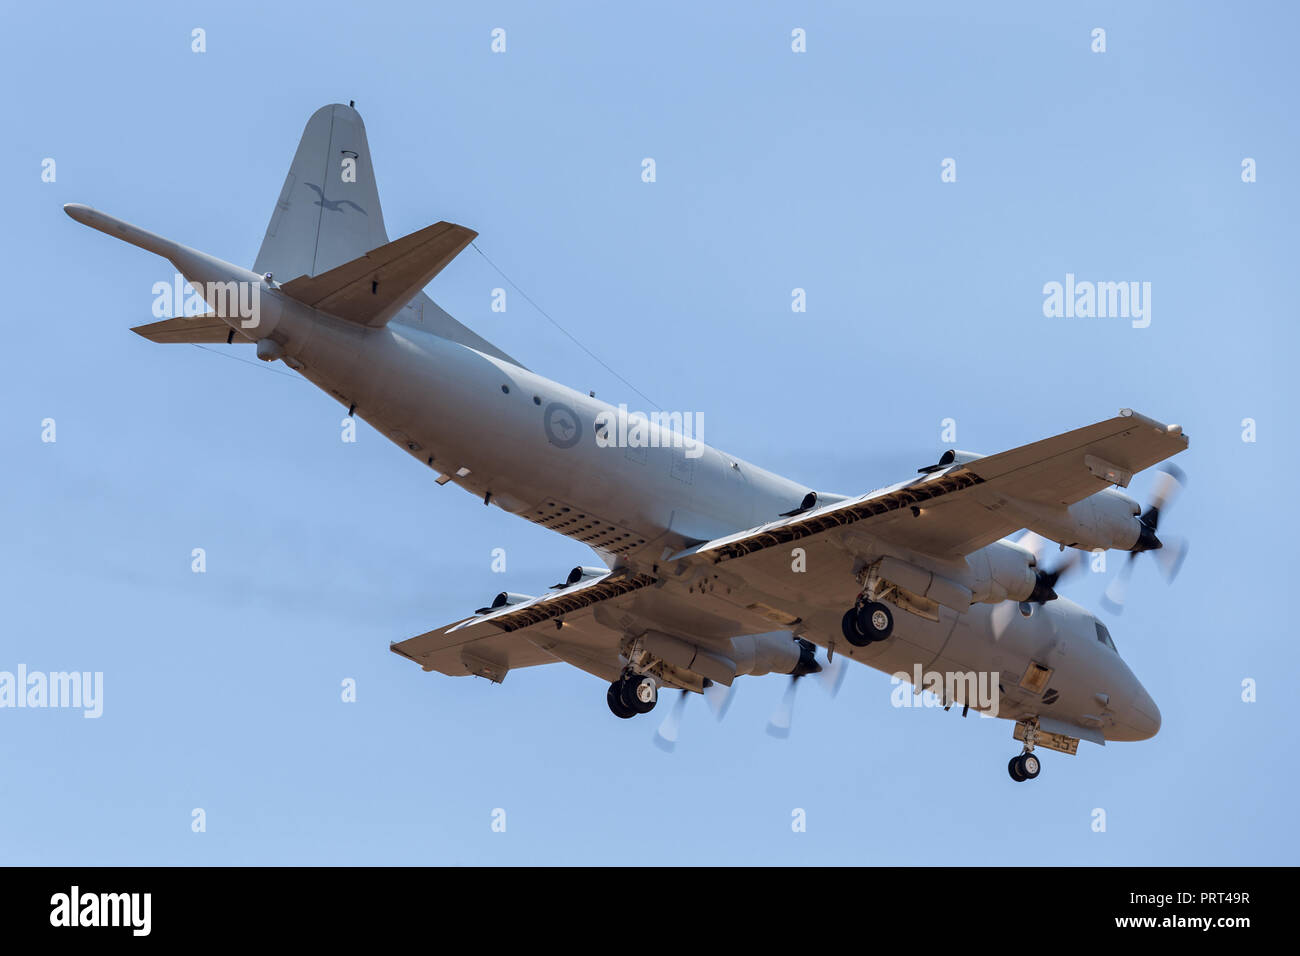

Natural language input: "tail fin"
[255,103,522,366]
[253,104,389,280]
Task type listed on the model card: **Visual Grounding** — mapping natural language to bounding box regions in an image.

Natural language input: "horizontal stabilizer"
[132,314,254,344]
[279,221,477,328]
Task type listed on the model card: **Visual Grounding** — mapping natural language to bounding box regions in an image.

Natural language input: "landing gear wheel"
[624,676,655,712]
[1008,753,1041,781]
[841,608,871,647]
[1019,752,1041,779]
[606,683,636,719]
[620,675,658,714]
[856,601,893,641]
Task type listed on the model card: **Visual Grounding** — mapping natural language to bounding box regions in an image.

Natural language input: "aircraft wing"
[389,562,800,685]
[673,409,1189,564]
[392,410,1188,685]
[390,570,658,683]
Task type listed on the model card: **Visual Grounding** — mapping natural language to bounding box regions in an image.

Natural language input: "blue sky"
[2,1,1296,864]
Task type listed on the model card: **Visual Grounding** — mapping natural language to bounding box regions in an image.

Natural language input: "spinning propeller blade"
[654,682,735,753]
[765,645,847,739]
[653,690,690,753]
[816,651,849,698]
[1147,462,1185,518]
[765,679,799,739]
[703,680,736,721]
[1152,534,1190,583]
[1020,528,1089,604]
[1100,556,1136,615]
[1102,464,1188,615]
[656,642,848,749]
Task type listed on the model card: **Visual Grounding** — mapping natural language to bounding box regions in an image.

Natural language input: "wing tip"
[1119,408,1189,448]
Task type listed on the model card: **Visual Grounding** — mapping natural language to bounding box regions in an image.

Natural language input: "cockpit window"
[1095,621,1117,652]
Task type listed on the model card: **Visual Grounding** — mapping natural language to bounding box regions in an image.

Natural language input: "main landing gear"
[606,673,658,719]
[840,600,894,647]
[842,563,896,648]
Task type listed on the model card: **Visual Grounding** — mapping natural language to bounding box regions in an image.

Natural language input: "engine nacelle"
[628,630,811,687]
[635,630,736,684]
[869,543,1053,612]
[1009,487,1142,552]
[730,632,809,678]
[965,539,1038,604]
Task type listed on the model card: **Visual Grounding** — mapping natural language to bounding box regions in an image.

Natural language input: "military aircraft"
[65,104,1188,781]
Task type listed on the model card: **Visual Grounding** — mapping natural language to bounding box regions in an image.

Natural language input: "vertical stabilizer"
[254,104,389,279]
[252,103,522,367]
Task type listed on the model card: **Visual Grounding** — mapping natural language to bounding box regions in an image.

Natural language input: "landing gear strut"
[606,673,657,719]
[1008,720,1043,781]
[842,563,896,647]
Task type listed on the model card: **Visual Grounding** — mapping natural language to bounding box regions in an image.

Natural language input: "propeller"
[652,690,690,753]
[703,680,736,721]
[817,650,850,698]
[655,639,849,749]
[766,679,800,739]
[1020,530,1089,604]
[653,681,735,753]
[1100,464,1188,615]
[765,640,848,739]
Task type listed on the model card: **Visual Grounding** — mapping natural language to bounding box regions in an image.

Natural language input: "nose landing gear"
[1007,752,1041,782]
[606,673,658,719]
[1008,719,1043,781]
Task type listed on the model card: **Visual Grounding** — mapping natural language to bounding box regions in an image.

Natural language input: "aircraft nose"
[1117,684,1161,741]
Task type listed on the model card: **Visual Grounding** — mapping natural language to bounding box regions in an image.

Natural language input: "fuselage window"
[1094,620,1117,652]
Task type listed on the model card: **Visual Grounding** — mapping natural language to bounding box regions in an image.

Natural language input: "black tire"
[1008,755,1026,782]
[607,683,636,719]
[618,677,638,711]
[841,608,872,648]
[856,601,894,641]
[1020,752,1041,779]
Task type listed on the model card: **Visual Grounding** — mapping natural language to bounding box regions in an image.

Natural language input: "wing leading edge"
[673,409,1188,565]
[390,570,656,683]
